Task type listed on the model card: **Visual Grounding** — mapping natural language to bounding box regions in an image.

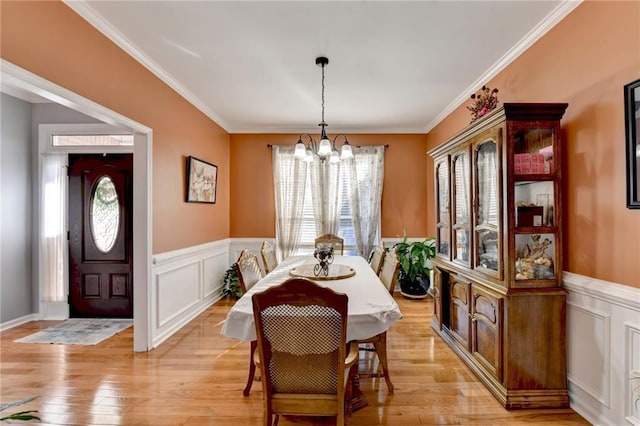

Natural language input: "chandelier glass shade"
[293,56,354,163]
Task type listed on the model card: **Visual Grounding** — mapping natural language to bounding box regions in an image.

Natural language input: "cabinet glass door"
[452,151,471,265]
[511,123,559,284]
[475,140,501,275]
[436,160,450,258]
[513,128,555,175]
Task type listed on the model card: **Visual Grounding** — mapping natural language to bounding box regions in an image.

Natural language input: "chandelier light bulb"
[294,140,307,159]
[329,149,340,163]
[304,148,314,163]
[318,137,332,156]
[340,142,354,160]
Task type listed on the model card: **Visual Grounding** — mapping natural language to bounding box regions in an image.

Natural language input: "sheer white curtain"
[477,143,498,225]
[272,146,309,259]
[309,159,343,236]
[346,146,384,257]
[40,154,66,302]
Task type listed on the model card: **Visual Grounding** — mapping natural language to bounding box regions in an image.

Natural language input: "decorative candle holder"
[313,244,334,277]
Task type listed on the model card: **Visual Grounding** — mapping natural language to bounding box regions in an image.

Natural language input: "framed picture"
[186,156,217,203]
[625,78,640,209]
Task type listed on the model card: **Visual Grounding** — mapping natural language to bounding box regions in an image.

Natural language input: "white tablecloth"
[221,255,403,342]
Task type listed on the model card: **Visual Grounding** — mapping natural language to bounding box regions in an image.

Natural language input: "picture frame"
[186,156,217,203]
[624,78,640,209]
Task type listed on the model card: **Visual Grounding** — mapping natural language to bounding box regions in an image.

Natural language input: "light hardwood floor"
[1,295,589,425]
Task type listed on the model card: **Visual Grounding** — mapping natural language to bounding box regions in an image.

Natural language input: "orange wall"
[2,1,637,287]
[230,134,429,238]
[427,1,640,288]
[0,1,230,253]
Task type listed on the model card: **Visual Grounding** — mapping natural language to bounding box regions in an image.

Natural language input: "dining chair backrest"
[236,249,263,294]
[379,247,400,294]
[315,233,344,255]
[369,241,386,275]
[260,240,278,274]
[251,278,356,426]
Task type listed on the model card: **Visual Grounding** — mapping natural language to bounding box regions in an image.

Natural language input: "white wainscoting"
[4,235,639,426]
[564,272,640,426]
[150,239,230,348]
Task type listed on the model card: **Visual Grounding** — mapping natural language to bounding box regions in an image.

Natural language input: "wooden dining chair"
[358,247,400,393]
[379,247,400,295]
[252,278,358,426]
[260,240,278,274]
[315,233,344,255]
[236,249,264,396]
[237,249,263,294]
[368,241,386,275]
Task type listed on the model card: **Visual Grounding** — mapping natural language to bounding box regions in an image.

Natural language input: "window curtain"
[309,159,343,236]
[41,154,66,302]
[477,143,498,225]
[346,146,384,257]
[272,146,308,259]
[455,153,470,224]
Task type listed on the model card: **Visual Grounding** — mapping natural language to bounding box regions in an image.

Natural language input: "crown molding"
[63,0,582,136]
[230,125,428,134]
[424,0,583,133]
[63,0,232,132]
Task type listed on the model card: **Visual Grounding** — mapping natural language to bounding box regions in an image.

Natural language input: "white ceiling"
[23,1,581,134]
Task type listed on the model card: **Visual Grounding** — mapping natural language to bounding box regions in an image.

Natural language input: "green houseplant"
[393,234,436,299]
[222,263,242,299]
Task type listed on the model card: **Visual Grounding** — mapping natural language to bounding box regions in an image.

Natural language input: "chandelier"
[294,56,354,163]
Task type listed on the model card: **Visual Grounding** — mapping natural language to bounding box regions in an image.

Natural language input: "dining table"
[221,254,403,409]
[221,254,403,343]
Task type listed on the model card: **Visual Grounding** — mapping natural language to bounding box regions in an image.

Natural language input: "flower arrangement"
[467,85,499,122]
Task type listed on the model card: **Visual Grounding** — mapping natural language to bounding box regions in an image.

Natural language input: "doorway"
[3,58,153,350]
[68,154,133,318]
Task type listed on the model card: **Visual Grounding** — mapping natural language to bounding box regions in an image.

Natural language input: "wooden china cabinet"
[428,103,569,409]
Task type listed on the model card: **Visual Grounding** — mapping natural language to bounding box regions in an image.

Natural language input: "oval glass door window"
[90,176,120,253]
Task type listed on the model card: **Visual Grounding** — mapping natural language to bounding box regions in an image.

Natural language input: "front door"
[68,154,133,318]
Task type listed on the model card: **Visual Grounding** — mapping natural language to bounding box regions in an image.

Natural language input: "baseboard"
[0,313,39,332]
[151,292,224,348]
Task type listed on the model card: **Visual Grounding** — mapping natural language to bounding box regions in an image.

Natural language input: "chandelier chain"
[292,56,353,163]
[321,62,326,126]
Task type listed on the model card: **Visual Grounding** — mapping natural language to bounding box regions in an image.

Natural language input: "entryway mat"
[14,318,133,345]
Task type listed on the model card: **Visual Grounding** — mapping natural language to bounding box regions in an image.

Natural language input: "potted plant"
[393,234,436,299]
[222,263,242,299]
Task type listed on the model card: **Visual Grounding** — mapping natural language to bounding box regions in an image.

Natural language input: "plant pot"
[399,275,430,300]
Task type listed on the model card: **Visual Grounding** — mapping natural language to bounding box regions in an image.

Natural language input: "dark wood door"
[68,154,133,318]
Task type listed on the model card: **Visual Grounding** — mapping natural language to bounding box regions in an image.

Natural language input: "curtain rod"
[267,144,389,149]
